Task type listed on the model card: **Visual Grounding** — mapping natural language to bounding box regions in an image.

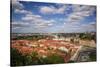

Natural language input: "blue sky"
[11,0,96,33]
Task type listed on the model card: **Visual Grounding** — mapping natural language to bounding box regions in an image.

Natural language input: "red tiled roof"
[11,39,80,62]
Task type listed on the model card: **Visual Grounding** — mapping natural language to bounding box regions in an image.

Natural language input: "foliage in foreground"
[11,48,65,66]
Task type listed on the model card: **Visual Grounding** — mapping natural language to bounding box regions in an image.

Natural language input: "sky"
[11,0,96,33]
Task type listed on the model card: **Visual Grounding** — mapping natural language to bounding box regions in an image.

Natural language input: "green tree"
[11,48,25,66]
[41,54,65,64]
[11,48,65,66]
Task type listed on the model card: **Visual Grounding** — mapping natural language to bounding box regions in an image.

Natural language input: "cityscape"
[11,0,96,66]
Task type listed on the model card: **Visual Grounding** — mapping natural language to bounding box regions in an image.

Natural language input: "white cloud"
[21,13,55,29]
[40,6,55,14]
[65,5,96,23]
[22,13,41,21]
[11,0,32,15]
[12,21,30,28]
[56,5,66,14]
[81,22,96,30]
[35,22,52,28]
[33,19,54,29]
[15,9,32,14]
[72,5,95,13]
[40,5,67,14]
[11,0,24,10]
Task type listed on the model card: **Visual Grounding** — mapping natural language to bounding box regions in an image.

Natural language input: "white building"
[58,47,69,53]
